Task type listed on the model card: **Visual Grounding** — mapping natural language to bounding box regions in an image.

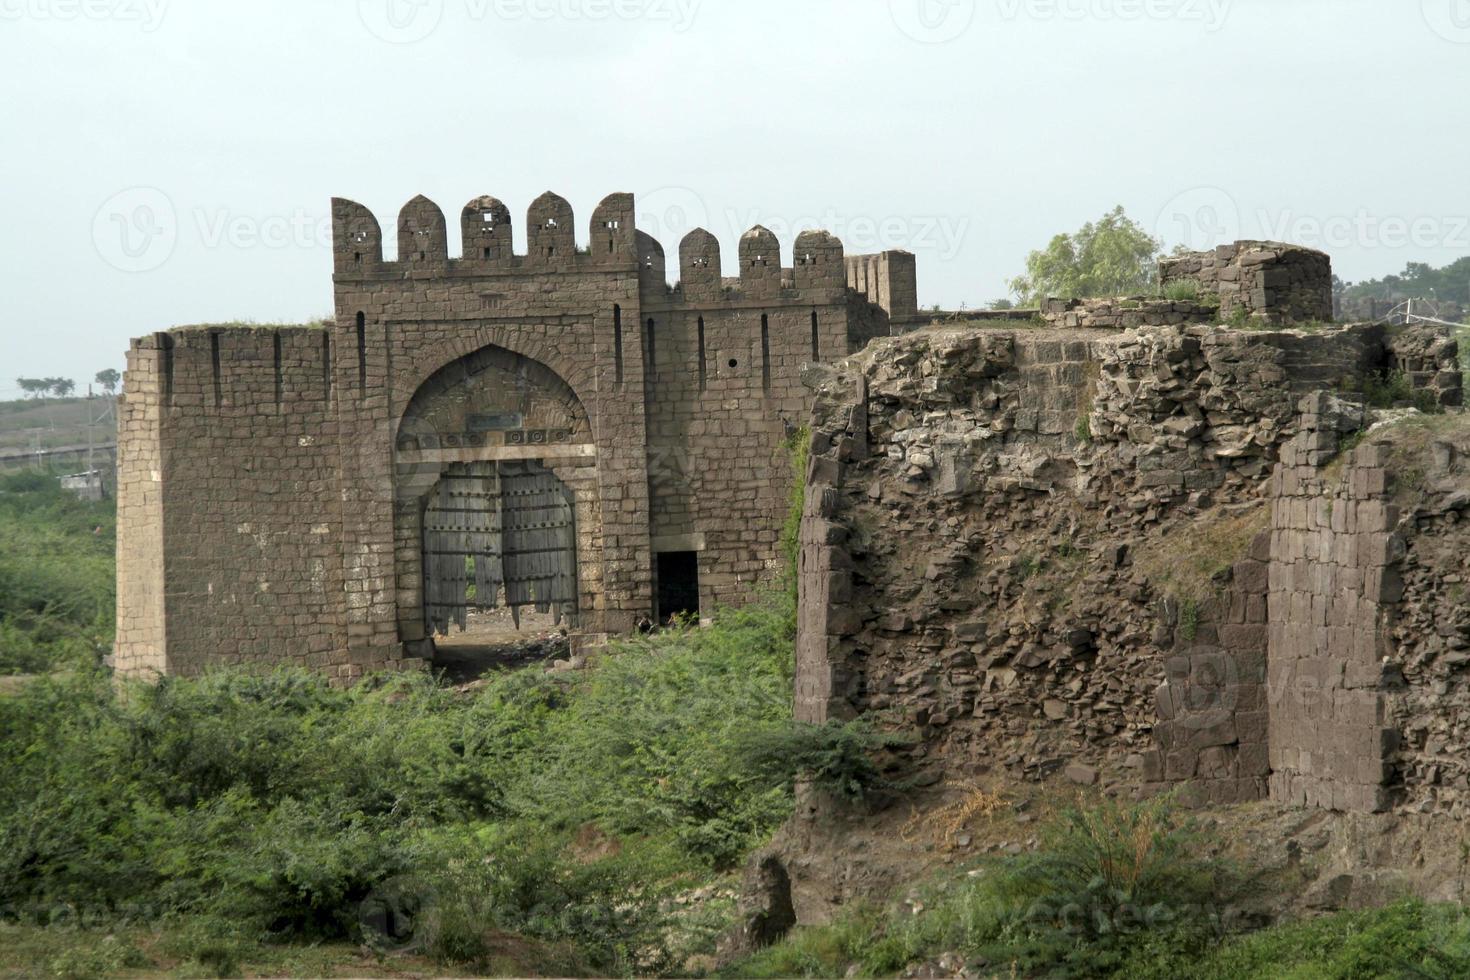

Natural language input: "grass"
[167,317,332,332]
[1132,504,1268,626]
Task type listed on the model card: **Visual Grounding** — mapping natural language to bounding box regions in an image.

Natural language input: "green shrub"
[0,470,114,674]
[1364,369,1439,413]
[1163,280,1199,302]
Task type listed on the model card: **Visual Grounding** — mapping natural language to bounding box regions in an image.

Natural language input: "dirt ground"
[428,605,571,684]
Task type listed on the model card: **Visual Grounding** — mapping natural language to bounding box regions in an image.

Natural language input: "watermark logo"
[1256,209,1470,251]
[93,187,177,273]
[358,874,435,953]
[358,0,699,42]
[636,186,710,245]
[889,0,976,43]
[996,0,1231,30]
[357,0,444,43]
[0,0,169,31]
[1422,0,1470,43]
[724,207,971,262]
[1155,187,1240,252]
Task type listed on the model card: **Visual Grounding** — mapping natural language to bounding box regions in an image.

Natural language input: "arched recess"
[391,345,603,645]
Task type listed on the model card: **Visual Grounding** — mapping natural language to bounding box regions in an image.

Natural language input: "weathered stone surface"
[115,191,920,681]
[794,311,1462,816]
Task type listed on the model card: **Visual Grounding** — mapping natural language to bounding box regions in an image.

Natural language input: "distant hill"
[0,397,117,466]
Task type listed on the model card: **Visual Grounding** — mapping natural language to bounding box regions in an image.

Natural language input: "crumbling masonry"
[794,245,1469,833]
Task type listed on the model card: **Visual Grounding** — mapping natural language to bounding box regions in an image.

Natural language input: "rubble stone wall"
[1160,242,1334,325]
[797,321,1463,813]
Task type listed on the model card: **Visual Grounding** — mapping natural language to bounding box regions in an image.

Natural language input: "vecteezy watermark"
[1255,209,1470,252]
[636,186,711,247]
[889,0,977,43]
[93,190,336,273]
[1421,0,1470,44]
[1155,187,1241,252]
[194,208,333,250]
[724,207,972,262]
[0,0,168,31]
[93,187,178,273]
[996,0,1231,30]
[358,0,698,43]
[357,0,444,43]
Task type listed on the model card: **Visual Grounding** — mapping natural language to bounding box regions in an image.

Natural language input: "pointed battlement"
[330,192,916,323]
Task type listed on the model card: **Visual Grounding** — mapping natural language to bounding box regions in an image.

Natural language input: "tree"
[1008,206,1162,304]
[16,378,48,399]
[95,369,121,396]
[47,378,75,398]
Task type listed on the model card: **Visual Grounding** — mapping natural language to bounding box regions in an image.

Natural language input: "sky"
[2,0,1469,394]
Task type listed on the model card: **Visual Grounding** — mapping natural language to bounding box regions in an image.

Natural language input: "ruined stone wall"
[796,320,1463,812]
[846,251,918,326]
[1040,297,1218,330]
[1161,242,1333,324]
[1386,426,1470,815]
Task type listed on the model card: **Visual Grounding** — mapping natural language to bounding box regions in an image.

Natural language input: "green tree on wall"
[1008,206,1162,304]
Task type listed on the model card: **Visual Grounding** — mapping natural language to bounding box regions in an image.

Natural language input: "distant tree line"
[14,370,121,400]
[1338,257,1470,310]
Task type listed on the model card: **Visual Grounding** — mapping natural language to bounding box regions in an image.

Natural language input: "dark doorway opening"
[656,551,700,624]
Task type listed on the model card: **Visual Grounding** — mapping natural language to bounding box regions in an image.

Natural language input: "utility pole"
[86,383,94,484]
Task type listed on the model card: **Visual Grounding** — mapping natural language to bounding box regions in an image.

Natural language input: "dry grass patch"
[1132,504,1269,636]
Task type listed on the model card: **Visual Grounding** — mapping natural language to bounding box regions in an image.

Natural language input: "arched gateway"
[112,190,920,680]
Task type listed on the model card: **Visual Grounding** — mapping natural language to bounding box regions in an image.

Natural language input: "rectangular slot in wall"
[158,332,175,408]
[321,332,332,402]
[760,314,771,393]
[613,304,624,387]
[355,312,367,395]
[811,310,820,360]
[697,316,707,391]
[210,332,222,408]
[273,332,284,408]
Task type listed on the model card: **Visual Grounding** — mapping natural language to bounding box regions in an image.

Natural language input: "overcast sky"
[3,0,1469,394]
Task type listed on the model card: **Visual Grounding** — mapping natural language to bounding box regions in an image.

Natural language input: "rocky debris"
[718,853,798,962]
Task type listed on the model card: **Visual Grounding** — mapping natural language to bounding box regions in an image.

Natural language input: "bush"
[0,588,817,970]
[0,470,114,674]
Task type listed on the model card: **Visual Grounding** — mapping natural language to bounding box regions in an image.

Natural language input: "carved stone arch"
[390,343,603,646]
[389,326,599,447]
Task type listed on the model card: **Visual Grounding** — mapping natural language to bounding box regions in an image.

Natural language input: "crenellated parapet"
[331,191,901,324]
[333,191,647,279]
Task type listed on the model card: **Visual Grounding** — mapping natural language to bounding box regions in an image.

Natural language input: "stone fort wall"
[115,190,918,679]
[796,319,1464,817]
